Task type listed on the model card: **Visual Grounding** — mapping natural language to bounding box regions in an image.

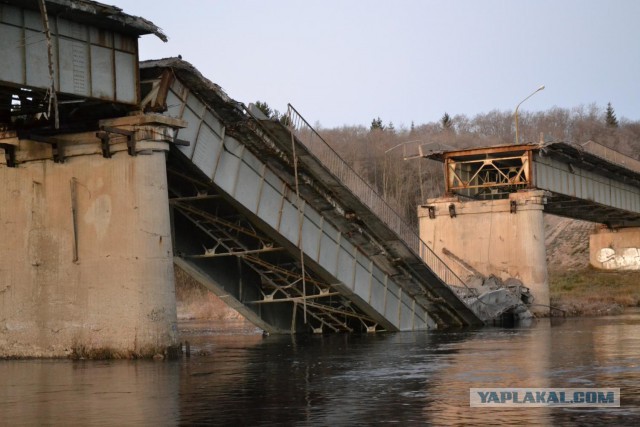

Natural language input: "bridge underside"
[534,142,640,228]
[543,194,640,228]
[168,150,385,334]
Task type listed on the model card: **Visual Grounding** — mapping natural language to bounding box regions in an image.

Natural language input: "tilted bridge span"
[140,59,481,333]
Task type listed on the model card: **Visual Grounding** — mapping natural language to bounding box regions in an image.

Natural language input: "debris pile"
[454,274,534,323]
[441,247,534,323]
[465,274,534,322]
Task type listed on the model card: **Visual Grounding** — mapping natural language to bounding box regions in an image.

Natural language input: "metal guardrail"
[581,141,640,174]
[286,104,467,288]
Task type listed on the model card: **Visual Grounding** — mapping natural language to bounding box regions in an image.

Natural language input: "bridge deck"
[141,58,482,332]
[425,142,640,228]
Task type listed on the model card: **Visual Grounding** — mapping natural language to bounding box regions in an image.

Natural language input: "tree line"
[256,101,640,227]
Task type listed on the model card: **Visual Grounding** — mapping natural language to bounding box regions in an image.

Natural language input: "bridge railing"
[286,104,467,289]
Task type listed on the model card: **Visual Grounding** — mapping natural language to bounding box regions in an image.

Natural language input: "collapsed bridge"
[5,0,608,357]
[140,58,482,333]
[0,0,484,358]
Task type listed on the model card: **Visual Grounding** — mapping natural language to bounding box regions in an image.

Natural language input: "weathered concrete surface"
[0,116,181,358]
[419,191,550,315]
[591,227,640,270]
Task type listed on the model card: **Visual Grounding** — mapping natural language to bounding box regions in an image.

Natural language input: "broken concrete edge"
[141,58,236,108]
[2,0,168,41]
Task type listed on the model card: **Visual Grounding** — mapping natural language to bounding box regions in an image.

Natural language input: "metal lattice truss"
[444,146,533,199]
[168,168,381,333]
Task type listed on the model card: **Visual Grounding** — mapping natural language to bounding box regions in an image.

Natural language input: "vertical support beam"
[69,177,78,263]
[526,148,534,188]
[444,157,452,195]
[291,301,298,333]
[238,257,244,302]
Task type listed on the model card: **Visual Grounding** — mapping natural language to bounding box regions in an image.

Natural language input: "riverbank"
[174,265,249,323]
[549,268,640,317]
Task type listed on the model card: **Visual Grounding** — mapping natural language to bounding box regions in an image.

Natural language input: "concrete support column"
[418,190,550,316]
[590,227,640,270]
[0,115,184,358]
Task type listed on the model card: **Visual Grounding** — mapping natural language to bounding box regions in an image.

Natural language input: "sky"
[111,0,640,129]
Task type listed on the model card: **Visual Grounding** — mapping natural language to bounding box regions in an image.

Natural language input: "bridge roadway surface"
[141,58,483,333]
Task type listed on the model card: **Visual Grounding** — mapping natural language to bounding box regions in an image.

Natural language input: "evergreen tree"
[605,102,619,128]
[441,112,453,130]
[370,117,384,131]
[255,101,273,118]
[387,121,395,133]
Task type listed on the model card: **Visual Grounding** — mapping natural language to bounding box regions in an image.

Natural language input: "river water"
[2,310,640,426]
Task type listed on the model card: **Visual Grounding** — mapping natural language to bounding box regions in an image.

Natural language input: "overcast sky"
[112,0,640,129]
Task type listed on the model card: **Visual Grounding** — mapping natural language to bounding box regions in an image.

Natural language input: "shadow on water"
[1,314,640,425]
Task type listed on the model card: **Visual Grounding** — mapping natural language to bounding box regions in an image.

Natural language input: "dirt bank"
[174,265,249,324]
[545,215,640,317]
[549,268,640,317]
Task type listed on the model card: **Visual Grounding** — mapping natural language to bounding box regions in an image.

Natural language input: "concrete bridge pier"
[419,190,550,316]
[0,114,184,358]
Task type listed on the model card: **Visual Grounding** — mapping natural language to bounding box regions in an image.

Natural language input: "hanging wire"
[37,0,59,129]
[288,105,307,324]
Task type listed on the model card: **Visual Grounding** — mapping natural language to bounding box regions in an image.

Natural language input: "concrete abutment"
[590,227,640,270]
[0,115,184,358]
[418,191,550,316]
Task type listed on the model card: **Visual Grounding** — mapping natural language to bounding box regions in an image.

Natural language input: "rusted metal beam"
[441,144,537,160]
[153,69,175,112]
[188,246,283,258]
[169,194,221,202]
[246,292,341,304]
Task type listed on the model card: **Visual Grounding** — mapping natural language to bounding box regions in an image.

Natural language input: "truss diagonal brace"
[188,246,283,258]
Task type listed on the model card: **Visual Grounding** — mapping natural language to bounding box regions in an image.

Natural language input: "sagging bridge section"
[141,58,481,334]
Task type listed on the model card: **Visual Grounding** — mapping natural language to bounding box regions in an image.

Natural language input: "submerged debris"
[461,274,534,322]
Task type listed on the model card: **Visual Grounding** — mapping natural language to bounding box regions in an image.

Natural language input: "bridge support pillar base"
[590,227,640,270]
[418,191,550,316]
[0,129,178,358]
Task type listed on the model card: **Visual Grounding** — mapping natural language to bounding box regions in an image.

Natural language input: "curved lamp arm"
[515,85,545,144]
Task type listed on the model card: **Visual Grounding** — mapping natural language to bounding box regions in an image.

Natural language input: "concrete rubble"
[454,274,535,323]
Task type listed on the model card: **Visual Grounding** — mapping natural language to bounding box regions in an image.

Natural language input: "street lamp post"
[383,139,423,200]
[514,85,545,144]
